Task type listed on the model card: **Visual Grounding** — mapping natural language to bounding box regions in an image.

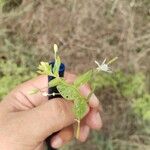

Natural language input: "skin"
[0,72,102,150]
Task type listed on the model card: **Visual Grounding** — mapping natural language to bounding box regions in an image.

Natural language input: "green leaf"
[144,110,150,121]
[37,62,52,76]
[0,0,5,6]
[74,70,93,87]
[57,82,88,119]
[48,77,61,88]
[57,83,79,101]
[28,89,40,95]
[74,98,88,119]
[53,56,61,77]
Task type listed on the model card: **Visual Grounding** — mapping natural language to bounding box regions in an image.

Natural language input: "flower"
[54,44,58,60]
[37,62,52,75]
[95,57,118,73]
[54,44,58,54]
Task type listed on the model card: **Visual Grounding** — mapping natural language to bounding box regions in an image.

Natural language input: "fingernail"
[94,112,102,129]
[89,94,99,108]
[51,136,63,148]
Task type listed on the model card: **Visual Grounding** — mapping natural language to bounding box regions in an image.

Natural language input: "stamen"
[95,60,101,67]
[107,57,118,65]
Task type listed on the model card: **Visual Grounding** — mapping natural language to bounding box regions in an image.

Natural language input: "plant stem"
[107,57,118,65]
[75,119,80,139]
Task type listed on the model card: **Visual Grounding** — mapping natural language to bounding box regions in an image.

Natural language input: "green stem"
[75,119,80,139]
[107,57,118,65]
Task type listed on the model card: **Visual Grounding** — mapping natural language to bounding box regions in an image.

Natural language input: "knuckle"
[66,73,77,83]
[12,89,27,104]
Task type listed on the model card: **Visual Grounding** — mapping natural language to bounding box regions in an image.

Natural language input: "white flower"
[54,44,58,53]
[95,59,112,73]
[95,57,118,73]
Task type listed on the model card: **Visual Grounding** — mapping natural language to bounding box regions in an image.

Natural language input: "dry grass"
[0,0,149,71]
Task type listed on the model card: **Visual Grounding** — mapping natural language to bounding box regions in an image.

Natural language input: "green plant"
[94,70,145,97]
[0,60,35,100]
[32,44,118,138]
[133,94,150,122]
[0,0,5,6]
[0,0,22,12]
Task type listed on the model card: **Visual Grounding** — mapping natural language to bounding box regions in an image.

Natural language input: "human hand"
[0,72,102,150]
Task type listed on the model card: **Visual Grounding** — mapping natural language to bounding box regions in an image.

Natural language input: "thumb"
[22,98,75,140]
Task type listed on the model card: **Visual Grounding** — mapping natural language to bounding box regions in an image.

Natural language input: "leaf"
[74,98,88,119]
[0,0,5,6]
[57,83,79,101]
[57,82,88,119]
[144,110,150,121]
[37,62,52,76]
[48,77,61,88]
[74,70,93,87]
[28,89,40,95]
[53,56,61,77]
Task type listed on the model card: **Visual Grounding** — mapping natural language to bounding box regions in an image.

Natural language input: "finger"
[5,75,49,111]
[34,143,45,150]
[64,72,76,83]
[51,121,90,149]
[79,84,100,109]
[7,73,76,109]
[6,73,101,111]
[51,126,74,148]
[3,73,77,111]
[85,108,102,130]
[21,98,88,141]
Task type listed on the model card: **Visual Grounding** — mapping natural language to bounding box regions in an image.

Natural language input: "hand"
[0,72,102,150]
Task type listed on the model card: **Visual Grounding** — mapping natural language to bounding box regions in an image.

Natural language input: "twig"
[110,0,119,15]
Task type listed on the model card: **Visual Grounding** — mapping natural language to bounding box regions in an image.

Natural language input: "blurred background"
[0,0,150,149]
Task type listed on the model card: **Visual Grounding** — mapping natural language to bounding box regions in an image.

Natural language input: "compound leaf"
[37,62,52,76]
